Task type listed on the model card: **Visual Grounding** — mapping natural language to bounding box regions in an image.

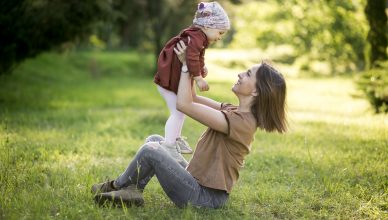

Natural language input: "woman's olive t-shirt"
[186,104,257,193]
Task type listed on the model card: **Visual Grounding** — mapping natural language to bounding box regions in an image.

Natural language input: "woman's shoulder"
[221,104,257,132]
[220,109,256,146]
[221,103,238,111]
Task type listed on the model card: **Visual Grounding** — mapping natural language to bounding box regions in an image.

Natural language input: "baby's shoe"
[161,141,187,166]
[176,137,193,154]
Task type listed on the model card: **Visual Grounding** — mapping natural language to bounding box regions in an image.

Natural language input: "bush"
[230,0,367,75]
[0,0,112,75]
[356,61,388,113]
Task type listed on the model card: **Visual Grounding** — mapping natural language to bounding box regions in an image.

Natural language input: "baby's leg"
[157,86,185,145]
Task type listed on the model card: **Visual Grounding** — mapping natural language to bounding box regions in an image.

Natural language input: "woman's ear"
[251,90,257,97]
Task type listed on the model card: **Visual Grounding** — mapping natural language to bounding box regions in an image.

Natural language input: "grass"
[0,50,387,219]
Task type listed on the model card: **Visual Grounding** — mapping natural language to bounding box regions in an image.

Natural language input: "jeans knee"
[137,143,166,164]
[139,142,162,154]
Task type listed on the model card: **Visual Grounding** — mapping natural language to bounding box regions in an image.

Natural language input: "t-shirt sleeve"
[221,103,238,111]
[221,110,255,146]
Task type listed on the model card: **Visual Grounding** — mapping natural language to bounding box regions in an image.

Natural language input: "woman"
[91,41,287,208]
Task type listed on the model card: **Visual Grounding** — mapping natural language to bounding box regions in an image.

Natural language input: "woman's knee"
[138,142,164,156]
[145,134,164,143]
[137,142,169,164]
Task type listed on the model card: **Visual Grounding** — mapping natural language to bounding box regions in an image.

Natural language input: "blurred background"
[0,0,387,112]
[0,2,387,218]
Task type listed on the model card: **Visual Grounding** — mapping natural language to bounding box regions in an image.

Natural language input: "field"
[0,51,387,219]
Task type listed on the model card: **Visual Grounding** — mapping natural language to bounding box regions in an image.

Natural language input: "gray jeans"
[114,135,229,208]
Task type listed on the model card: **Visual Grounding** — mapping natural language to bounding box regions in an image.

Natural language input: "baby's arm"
[191,84,221,110]
[202,66,208,78]
[185,35,210,91]
[199,50,206,77]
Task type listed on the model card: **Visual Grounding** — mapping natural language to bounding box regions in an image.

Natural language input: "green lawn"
[0,51,387,219]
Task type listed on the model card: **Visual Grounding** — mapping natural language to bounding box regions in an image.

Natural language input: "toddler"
[154,1,230,161]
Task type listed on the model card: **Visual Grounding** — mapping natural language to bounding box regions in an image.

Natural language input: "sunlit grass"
[0,51,387,219]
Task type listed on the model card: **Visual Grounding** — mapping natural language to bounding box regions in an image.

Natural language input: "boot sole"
[94,194,144,207]
[180,150,193,154]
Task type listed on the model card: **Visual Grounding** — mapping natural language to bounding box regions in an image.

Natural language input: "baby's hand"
[196,78,209,91]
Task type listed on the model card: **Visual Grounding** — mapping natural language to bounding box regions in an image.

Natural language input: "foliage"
[107,0,236,68]
[106,0,197,52]
[230,0,368,75]
[0,0,113,75]
[364,0,388,67]
[0,51,387,219]
[0,0,239,75]
[356,61,388,113]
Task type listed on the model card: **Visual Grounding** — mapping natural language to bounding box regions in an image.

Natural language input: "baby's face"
[202,28,227,44]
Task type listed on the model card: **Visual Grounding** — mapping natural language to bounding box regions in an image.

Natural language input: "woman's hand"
[174,39,188,64]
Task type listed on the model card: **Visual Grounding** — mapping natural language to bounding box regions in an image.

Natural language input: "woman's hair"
[250,61,287,133]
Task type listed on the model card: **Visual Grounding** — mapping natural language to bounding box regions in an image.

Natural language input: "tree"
[111,1,196,61]
[111,0,237,72]
[110,0,147,49]
[230,0,367,75]
[364,0,388,68]
[0,0,112,75]
[0,0,239,75]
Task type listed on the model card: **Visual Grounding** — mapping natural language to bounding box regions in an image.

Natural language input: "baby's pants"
[157,85,185,144]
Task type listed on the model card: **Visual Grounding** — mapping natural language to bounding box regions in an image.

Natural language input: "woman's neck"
[237,96,254,112]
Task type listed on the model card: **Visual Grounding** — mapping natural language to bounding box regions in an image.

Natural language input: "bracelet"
[181,65,189,73]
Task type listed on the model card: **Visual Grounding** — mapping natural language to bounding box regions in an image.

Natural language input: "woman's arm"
[191,85,222,110]
[175,41,228,134]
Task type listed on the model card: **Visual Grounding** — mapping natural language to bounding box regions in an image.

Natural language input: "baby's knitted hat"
[193,2,230,30]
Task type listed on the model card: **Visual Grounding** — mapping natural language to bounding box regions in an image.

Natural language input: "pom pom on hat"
[193,1,230,30]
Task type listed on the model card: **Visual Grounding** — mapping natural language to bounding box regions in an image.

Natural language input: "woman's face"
[202,28,227,43]
[232,64,259,96]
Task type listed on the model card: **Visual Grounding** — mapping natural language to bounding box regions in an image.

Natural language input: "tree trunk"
[365,0,388,68]
[147,0,166,74]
